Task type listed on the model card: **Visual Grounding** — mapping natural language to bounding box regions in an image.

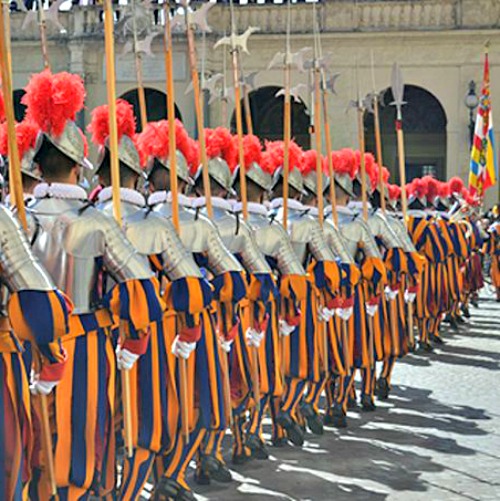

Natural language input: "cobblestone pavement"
[146,290,500,500]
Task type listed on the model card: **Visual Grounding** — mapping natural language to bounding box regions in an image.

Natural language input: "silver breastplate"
[367,212,402,249]
[29,198,151,314]
[387,215,417,253]
[153,202,242,275]
[324,220,355,263]
[247,211,305,276]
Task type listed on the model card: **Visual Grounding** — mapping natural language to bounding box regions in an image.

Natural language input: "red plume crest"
[331,148,357,179]
[300,149,325,177]
[0,119,40,160]
[424,175,439,202]
[22,69,85,137]
[449,176,464,195]
[241,134,262,171]
[87,99,136,146]
[261,140,303,175]
[387,184,401,201]
[204,127,238,172]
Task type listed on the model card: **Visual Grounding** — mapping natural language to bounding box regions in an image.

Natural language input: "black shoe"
[461,304,471,318]
[376,378,390,400]
[361,395,376,412]
[408,342,417,353]
[271,436,288,448]
[200,455,232,484]
[456,315,466,324]
[232,450,252,465]
[194,469,211,486]
[471,296,479,308]
[449,317,460,330]
[431,334,445,345]
[153,477,196,501]
[418,341,434,353]
[300,403,324,436]
[276,411,305,446]
[246,434,270,460]
[347,395,358,409]
[327,405,347,428]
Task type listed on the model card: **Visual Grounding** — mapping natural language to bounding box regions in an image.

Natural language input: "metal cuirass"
[246,210,306,276]
[367,211,403,250]
[323,219,355,264]
[386,213,417,253]
[153,201,243,275]
[28,198,152,314]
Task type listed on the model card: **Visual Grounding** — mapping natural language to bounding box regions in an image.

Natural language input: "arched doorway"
[13,89,27,122]
[364,85,447,182]
[230,86,310,149]
[120,87,182,132]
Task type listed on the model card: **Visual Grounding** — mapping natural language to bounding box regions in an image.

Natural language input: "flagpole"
[2,4,58,492]
[163,1,190,444]
[37,0,51,70]
[104,0,134,460]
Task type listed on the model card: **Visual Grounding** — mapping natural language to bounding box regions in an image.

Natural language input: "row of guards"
[0,1,498,500]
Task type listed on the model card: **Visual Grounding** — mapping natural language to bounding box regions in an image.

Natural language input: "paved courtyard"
[146,289,500,500]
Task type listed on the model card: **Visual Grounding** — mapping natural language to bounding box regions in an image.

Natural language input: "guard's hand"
[171,336,197,359]
[29,371,58,396]
[336,306,354,321]
[246,327,265,348]
[404,289,417,304]
[116,346,140,371]
[219,338,233,353]
[279,319,296,337]
[318,306,335,323]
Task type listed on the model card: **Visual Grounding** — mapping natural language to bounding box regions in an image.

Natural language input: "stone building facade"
[8,0,500,204]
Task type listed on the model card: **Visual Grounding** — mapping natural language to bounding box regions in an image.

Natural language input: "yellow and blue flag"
[469,51,498,197]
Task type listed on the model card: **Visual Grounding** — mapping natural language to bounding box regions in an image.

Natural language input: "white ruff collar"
[269,197,305,211]
[147,191,194,209]
[98,187,145,207]
[337,205,355,217]
[5,193,33,207]
[348,200,372,212]
[247,201,269,217]
[407,209,428,218]
[211,197,233,211]
[185,196,209,209]
[304,205,319,217]
[34,182,87,200]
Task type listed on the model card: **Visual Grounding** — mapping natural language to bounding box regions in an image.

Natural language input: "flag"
[469,51,498,197]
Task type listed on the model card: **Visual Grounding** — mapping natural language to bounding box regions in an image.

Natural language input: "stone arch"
[119,87,182,132]
[364,84,447,182]
[230,85,310,149]
[13,89,27,122]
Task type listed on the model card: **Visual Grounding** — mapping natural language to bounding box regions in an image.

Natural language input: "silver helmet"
[96,135,145,178]
[272,166,307,195]
[334,172,355,198]
[244,161,273,192]
[36,120,93,170]
[302,170,330,197]
[148,149,194,186]
[21,148,42,181]
[198,156,236,196]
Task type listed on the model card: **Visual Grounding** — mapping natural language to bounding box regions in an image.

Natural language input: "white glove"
[29,371,58,396]
[246,327,265,348]
[219,338,233,353]
[279,319,296,337]
[404,289,417,304]
[116,346,140,371]
[365,303,379,317]
[336,307,354,321]
[171,336,197,359]
[318,306,335,323]
[384,286,399,301]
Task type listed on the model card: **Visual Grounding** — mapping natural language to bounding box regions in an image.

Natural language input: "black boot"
[431,334,445,345]
[276,411,305,446]
[418,341,434,353]
[461,304,471,318]
[246,434,270,460]
[361,394,376,412]
[376,377,390,400]
[300,402,324,436]
[153,477,196,501]
[199,455,232,484]
[325,404,347,428]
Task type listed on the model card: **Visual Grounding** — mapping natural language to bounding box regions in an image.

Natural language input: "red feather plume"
[410,177,427,199]
[381,167,390,184]
[22,69,85,137]
[186,137,200,176]
[205,127,238,172]
[424,175,439,203]
[449,176,464,195]
[87,99,136,146]
[299,149,323,177]
[241,134,262,171]
[0,88,5,123]
[438,181,450,198]
[261,140,303,175]
[0,119,40,160]
[331,148,357,179]
[387,184,401,201]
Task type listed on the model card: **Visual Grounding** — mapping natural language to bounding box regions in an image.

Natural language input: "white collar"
[5,193,33,207]
[211,197,233,211]
[304,205,319,216]
[269,197,305,211]
[348,200,372,212]
[183,196,207,209]
[34,182,88,201]
[148,190,169,206]
[407,209,428,218]
[247,201,269,216]
[97,186,145,207]
[336,205,355,216]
